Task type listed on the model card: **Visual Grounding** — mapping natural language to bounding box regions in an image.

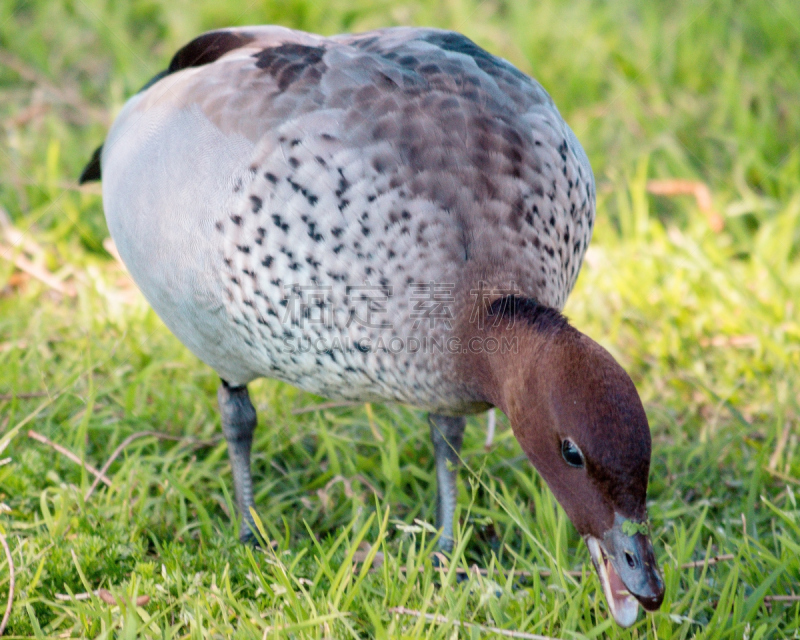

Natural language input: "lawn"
[0,0,799,637]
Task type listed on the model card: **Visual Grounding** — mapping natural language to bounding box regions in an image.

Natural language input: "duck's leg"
[428,414,466,553]
[218,379,259,544]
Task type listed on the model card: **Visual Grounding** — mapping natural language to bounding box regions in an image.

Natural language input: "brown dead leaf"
[700,335,758,348]
[647,179,724,232]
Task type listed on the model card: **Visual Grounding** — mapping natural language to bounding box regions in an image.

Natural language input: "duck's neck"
[457,296,572,420]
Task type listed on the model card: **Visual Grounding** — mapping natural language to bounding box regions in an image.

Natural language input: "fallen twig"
[291,401,360,415]
[389,606,560,639]
[647,179,724,232]
[0,531,14,636]
[54,589,150,606]
[84,431,219,501]
[27,430,111,487]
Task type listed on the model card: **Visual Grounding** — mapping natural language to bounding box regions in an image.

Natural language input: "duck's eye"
[561,439,585,468]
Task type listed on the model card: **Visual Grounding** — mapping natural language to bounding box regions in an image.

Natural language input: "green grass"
[1,0,799,637]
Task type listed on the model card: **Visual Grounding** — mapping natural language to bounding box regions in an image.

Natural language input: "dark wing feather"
[78,29,256,183]
[78,144,103,184]
[167,29,256,73]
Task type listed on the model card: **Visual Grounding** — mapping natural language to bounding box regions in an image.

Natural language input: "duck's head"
[471,296,665,626]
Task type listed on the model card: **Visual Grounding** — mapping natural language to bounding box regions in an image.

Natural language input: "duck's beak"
[585,514,665,627]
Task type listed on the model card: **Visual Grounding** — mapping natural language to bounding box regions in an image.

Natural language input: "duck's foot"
[240,528,260,546]
[431,550,469,583]
[239,526,277,549]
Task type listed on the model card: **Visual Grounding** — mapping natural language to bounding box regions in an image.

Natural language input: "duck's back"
[100,26,595,411]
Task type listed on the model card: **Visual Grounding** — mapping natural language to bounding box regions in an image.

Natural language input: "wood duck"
[81,26,664,626]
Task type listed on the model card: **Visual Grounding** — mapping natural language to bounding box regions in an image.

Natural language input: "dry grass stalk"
[0,531,14,637]
[0,49,109,125]
[352,549,583,578]
[84,431,219,501]
[317,475,385,511]
[699,335,758,348]
[4,102,50,128]
[364,402,384,442]
[11,178,102,196]
[102,238,124,266]
[0,391,48,401]
[389,606,560,639]
[680,553,736,568]
[768,421,793,470]
[0,243,76,297]
[763,467,800,486]
[27,430,112,486]
[0,208,76,297]
[291,401,360,415]
[0,212,44,257]
[355,549,736,578]
[54,590,150,607]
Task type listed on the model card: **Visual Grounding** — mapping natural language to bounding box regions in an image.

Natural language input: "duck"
[80,26,664,626]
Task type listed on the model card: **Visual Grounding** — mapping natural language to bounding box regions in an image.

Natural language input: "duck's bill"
[586,515,665,628]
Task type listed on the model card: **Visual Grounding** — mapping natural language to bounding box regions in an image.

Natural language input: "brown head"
[464,296,664,626]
